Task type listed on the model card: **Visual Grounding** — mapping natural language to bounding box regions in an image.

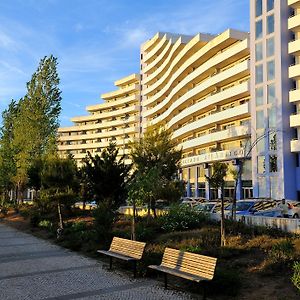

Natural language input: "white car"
[254,200,300,218]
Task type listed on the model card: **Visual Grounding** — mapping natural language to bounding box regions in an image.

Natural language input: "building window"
[267,84,276,104]
[267,60,275,81]
[269,132,277,150]
[256,20,263,39]
[256,87,264,106]
[256,64,263,83]
[266,37,274,57]
[256,0,262,17]
[267,15,274,34]
[269,155,278,172]
[257,156,266,174]
[268,107,277,128]
[267,0,274,11]
[256,110,264,129]
[255,42,263,61]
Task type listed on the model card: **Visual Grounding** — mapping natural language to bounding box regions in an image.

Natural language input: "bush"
[268,239,295,264]
[61,221,96,251]
[292,261,300,291]
[93,202,116,244]
[159,204,208,232]
[38,219,53,231]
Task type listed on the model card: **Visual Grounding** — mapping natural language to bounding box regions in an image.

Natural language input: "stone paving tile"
[0,223,191,300]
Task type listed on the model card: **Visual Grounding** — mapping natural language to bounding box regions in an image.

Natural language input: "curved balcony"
[143,31,249,101]
[144,60,250,124]
[144,81,249,129]
[289,89,300,103]
[87,94,138,112]
[58,138,133,151]
[115,74,140,87]
[172,102,250,140]
[143,44,249,110]
[288,39,300,55]
[71,105,139,122]
[289,0,300,9]
[288,13,300,31]
[143,38,183,83]
[289,64,300,80]
[101,84,139,100]
[143,34,169,64]
[290,113,300,127]
[59,126,139,142]
[180,148,246,167]
[291,139,300,152]
[59,116,139,134]
[179,125,250,151]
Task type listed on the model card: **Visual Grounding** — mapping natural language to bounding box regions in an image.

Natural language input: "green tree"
[130,127,183,218]
[81,142,131,210]
[206,162,228,246]
[12,55,62,203]
[131,126,182,179]
[0,100,20,202]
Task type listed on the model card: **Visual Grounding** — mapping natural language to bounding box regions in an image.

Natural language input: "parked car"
[180,197,199,208]
[224,200,275,216]
[194,202,221,213]
[254,200,300,218]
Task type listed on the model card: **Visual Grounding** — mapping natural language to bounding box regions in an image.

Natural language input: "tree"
[130,127,183,218]
[41,155,78,230]
[206,162,228,246]
[81,142,131,210]
[0,100,20,202]
[131,126,182,179]
[12,55,62,203]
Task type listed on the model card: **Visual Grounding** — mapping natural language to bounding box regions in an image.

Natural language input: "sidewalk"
[0,223,190,300]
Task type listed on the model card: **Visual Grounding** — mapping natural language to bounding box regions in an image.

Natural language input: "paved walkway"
[0,223,191,300]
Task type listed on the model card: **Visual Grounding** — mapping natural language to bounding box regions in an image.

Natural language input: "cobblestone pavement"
[0,223,191,300]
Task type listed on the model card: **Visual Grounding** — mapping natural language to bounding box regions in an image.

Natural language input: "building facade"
[58,74,140,166]
[250,0,300,200]
[58,0,300,201]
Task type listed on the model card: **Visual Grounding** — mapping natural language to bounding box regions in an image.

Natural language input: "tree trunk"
[131,199,136,241]
[151,198,157,218]
[57,199,64,229]
[220,185,226,247]
[231,180,238,221]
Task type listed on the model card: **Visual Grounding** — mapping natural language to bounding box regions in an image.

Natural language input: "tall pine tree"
[12,55,62,202]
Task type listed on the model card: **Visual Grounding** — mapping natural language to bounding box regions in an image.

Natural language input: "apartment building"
[58,74,140,166]
[250,0,300,200]
[58,0,300,201]
[140,30,252,199]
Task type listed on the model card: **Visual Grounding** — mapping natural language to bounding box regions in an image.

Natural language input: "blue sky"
[0,0,249,127]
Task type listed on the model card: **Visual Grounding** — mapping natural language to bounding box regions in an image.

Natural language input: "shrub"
[159,204,208,232]
[38,219,53,231]
[292,261,300,291]
[93,202,116,244]
[268,239,295,263]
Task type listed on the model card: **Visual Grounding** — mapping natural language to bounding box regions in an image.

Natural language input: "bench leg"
[164,273,168,289]
[133,260,137,278]
[109,256,113,270]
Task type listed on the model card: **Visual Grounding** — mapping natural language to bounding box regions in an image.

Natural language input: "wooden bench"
[97,237,146,277]
[149,247,217,299]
